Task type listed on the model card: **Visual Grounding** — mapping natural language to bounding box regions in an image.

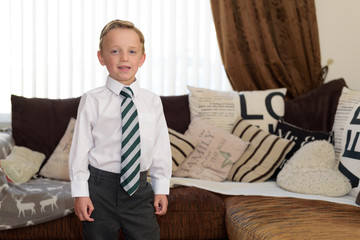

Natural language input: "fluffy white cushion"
[188,86,286,133]
[277,140,352,197]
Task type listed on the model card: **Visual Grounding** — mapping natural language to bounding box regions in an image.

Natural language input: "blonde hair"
[99,19,145,54]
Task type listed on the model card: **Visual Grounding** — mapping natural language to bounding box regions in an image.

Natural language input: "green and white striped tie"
[120,87,141,196]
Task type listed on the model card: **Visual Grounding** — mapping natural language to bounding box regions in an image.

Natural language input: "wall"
[316,0,360,90]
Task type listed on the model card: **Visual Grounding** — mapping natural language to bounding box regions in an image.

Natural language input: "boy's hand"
[154,194,168,215]
[74,197,95,222]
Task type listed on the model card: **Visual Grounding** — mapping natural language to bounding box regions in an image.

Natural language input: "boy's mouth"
[118,66,131,70]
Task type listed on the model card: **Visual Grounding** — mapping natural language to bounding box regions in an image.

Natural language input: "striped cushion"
[169,128,198,173]
[228,117,295,182]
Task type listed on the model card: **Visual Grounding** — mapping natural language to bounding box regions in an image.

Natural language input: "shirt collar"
[106,76,140,97]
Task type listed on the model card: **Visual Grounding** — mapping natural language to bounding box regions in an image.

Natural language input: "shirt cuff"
[71,180,90,197]
[151,178,170,195]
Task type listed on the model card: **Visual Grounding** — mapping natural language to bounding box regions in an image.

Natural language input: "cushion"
[332,87,360,164]
[0,146,45,183]
[274,119,334,161]
[284,78,346,132]
[173,117,249,182]
[277,140,352,197]
[39,118,76,180]
[161,95,190,134]
[271,119,333,178]
[228,117,294,182]
[11,95,81,167]
[188,86,286,133]
[338,101,360,197]
[0,130,14,160]
[168,128,198,173]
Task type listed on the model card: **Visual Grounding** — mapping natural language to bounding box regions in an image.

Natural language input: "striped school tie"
[120,87,141,196]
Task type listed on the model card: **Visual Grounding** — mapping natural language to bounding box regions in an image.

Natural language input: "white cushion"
[188,86,286,133]
[277,140,352,197]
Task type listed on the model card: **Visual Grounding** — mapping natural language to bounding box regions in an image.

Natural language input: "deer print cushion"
[0,167,73,230]
[0,146,45,183]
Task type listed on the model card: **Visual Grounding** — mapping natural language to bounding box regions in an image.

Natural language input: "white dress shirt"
[69,76,172,197]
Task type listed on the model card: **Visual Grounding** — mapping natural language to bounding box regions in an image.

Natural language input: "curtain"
[210,0,323,99]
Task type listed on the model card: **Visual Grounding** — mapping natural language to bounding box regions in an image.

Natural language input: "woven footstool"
[224,195,360,240]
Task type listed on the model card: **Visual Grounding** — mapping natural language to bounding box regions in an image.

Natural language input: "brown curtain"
[210,0,323,99]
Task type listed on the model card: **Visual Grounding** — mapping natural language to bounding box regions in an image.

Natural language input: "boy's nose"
[120,53,128,61]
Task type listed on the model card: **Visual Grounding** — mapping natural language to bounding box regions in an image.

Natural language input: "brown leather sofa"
[2,78,360,240]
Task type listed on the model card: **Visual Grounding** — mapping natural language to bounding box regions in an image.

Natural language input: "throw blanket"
[170,177,358,207]
[0,169,74,230]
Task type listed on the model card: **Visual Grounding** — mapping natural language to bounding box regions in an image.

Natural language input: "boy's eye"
[129,50,136,54]
[111,50,119,54]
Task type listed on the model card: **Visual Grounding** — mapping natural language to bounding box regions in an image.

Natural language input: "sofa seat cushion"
[158,186,227,240]
[224,195,360,240]
[0,213,83,240]
[0,187,227,240]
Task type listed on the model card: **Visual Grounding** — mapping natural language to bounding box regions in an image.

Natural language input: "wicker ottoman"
[224,195,360,240]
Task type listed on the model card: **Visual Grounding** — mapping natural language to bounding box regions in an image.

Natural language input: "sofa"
[1,78,360,240]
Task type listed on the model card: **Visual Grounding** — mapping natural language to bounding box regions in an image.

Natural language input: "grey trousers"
[82,165,160,240]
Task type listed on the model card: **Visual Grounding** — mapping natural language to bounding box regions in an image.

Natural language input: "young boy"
[69,20,172,240]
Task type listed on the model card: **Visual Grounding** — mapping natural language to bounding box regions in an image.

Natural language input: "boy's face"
[97,28,146,86]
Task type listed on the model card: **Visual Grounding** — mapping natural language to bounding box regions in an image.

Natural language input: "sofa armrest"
[0,129,14,159]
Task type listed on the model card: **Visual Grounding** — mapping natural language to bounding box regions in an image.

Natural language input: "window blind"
[0,0,230,114]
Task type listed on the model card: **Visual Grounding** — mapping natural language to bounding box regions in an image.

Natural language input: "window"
[0,0,230,115]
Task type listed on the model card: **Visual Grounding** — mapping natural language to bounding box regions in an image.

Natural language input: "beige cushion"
[277,140,352,197]
[169,128,198,173]
[39,118,76,181]
[228,117,294,182]
[0,146,45,183]
[332,87,360,164]
[332,87,360,197]
[188,86,286,132]
[173,117,249,182]
[337,100,360,197]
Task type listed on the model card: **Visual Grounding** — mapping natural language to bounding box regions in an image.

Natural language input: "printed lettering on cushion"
[0,146,45,183]
[332,87,360,165]
[188,86,286,133]
[173,117,249,182]
[339,102,360,197]
[274,119,333,159]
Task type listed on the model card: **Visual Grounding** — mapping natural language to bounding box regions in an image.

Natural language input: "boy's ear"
[97,51,105,66]
[139,53,146,67]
